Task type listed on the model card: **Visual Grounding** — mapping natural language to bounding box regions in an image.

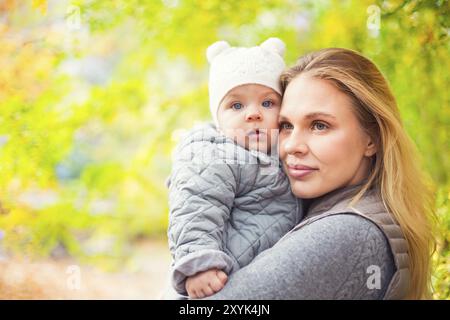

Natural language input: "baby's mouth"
[246,128,265,137]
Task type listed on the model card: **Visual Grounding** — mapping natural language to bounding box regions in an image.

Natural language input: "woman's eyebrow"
[304,112,337,120]
[278,112,336,122]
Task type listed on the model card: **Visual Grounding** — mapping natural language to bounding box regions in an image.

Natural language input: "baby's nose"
[245,110,262,121]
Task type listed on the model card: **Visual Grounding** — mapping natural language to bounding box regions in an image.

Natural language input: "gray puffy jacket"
[167,123,302,294]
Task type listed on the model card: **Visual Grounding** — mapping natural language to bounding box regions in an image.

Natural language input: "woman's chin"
[289,180,324,199]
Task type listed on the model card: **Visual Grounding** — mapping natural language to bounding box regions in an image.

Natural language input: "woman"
[203,48,436,299]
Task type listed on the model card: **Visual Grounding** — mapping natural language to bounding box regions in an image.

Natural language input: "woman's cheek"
[308,133,350,184]
[308,136,337,164]
[316,131,363,180]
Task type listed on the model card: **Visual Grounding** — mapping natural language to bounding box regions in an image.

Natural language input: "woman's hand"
[185,268,228,299]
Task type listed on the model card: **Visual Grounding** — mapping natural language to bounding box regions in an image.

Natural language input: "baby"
[166,38,302,299]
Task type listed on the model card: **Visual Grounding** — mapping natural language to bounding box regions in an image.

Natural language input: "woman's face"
[279,74,376,199]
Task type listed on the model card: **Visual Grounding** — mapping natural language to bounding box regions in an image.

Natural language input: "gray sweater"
[204,214,395,299]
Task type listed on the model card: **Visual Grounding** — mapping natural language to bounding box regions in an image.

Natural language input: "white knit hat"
[206,38,286,127]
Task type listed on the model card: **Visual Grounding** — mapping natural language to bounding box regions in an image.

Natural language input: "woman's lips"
[286,164,318,179]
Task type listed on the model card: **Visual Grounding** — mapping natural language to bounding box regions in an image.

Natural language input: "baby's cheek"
[265,110,280,124]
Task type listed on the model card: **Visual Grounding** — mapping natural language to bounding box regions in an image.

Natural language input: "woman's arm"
[203,214,395,300]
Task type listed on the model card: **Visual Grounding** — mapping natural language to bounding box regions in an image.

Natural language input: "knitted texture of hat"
[206,38,286,127]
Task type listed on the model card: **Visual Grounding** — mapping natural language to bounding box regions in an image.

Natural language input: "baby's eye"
[231,102,243,110]
[262,100,273,108]
[279,122,293,130]
[312,121,329,131]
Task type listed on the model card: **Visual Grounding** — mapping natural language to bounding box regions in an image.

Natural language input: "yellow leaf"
[32,0,47,14]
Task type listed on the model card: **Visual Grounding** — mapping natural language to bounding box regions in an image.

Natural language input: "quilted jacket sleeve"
[167,141,239,295]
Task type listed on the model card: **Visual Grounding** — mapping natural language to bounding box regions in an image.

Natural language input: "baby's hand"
[185,269,228,299]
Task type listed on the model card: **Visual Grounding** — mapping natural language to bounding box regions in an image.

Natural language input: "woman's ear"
[364,138,377,157]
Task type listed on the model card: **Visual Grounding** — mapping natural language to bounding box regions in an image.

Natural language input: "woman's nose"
[283,131,308,155]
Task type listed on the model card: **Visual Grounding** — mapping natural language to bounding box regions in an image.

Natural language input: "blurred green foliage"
[0,0,448,297]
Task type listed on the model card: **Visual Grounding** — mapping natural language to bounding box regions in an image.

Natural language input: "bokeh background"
[0,0,448,299]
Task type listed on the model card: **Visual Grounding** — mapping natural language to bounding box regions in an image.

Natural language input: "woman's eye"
[279,122,293,130]
[231,102,243,110]
[312,121,328,131]
[262,100,273,108]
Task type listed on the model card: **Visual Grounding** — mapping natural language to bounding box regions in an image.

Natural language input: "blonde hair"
[281,48,437,299]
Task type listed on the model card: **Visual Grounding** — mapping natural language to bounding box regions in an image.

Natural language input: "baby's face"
[217,84,281,154]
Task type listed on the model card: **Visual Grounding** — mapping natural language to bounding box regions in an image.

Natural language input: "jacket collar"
[306,182,368,217]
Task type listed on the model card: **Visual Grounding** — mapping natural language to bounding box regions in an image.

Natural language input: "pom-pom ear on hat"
[259,37,285,57]
[206,41,231,63]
